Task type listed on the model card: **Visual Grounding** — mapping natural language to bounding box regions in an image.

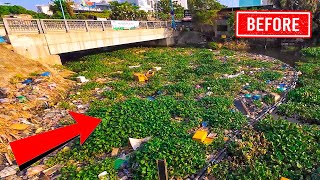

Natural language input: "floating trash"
[277,87,287,92]
[22,78,33,84]
[279,83,286,88]
[202,121,208,127]
[147,96,155,101]
[156,90,162,95]
[40,71,50,77]
[244,85,250,90]
[253,95,261,100]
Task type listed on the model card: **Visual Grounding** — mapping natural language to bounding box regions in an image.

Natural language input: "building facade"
[36,5,53,15]
[173,0,188,10]
[239,0,261,7]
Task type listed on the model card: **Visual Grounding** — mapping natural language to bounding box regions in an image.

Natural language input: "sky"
[0,0,238,11]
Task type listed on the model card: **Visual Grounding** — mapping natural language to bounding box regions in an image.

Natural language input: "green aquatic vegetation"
[133,137,206,179]
[59,158,117,180]
[59,47,309,179]
[257,70,283,81]
[237,59,274,68]
[203,108,247,129]
[211,118,320,180]
[201,78,242,97]
[301,47,320,57]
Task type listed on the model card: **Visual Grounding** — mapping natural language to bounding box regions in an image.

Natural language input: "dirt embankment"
[0,45,74,169]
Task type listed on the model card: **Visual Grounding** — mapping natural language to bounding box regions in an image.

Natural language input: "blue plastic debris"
[0,36,5,43]
[202,121,208,127]
[245,94,252,98]
[22,78,33,84]
[282,64,287,69]
[279,83,286,88]
[266,80,271,84]
[147,96,155,101]
[230,109,236,113]
[278,87,286,92]
[156,90,162,95]
[253,95,261,100]
[244,85,250,90]
[41,71,50,77]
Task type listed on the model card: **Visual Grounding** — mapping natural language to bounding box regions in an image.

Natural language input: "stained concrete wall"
[7,28,175,65]
[0,28,5,36]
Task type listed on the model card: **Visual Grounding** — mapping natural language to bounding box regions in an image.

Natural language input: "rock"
[27,165,46,177]
[35,128,43,134]
[0,88,10,98]
[10,124,29,130]
[0,165,18,178]
[111,148,119,157]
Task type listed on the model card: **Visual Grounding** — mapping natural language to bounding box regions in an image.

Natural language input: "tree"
[50,0,74,19]
[0,5,48,19]
[109,1,147,20]
[188,0,225,26]
[270,0,318,12]
[270,0,319,44]
[155,0,184,20]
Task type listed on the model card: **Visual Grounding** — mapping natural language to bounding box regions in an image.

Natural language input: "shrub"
[208,42,222,50]
[301,47,320,57]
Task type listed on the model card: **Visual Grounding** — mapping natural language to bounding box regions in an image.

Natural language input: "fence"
[2,18,171,34]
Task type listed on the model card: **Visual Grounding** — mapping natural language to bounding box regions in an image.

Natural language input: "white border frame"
[236,11,311,38]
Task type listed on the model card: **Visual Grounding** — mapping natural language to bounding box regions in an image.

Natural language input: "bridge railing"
[3,18,171,34]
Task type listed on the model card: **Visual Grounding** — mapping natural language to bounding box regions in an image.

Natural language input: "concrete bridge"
[2,18,177,65]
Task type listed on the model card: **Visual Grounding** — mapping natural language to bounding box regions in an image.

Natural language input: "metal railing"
[2,18,171,34]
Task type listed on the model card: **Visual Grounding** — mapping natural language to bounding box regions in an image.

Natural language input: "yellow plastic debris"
[203,137,214,145]
[145,71,155,78]
[192,130,208,142]
[280,177,290,180]
[133,73,148,82]
[10,124,29,131]
[221,35,227,39]
[223,137,229,142]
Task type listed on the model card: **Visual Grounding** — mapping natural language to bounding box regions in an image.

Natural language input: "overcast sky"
[0,0,238,11]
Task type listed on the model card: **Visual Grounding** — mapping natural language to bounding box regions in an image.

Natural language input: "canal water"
[247,46,306,66]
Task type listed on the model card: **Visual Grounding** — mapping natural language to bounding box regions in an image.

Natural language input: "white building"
[36,5,53,15]
[120,0,156,13]
[173,0,188,10]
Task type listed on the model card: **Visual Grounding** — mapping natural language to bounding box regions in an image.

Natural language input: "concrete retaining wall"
[7,28,175,65]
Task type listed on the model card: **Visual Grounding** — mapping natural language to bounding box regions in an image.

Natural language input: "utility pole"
[58,0,66,20]
[169,0,176,29]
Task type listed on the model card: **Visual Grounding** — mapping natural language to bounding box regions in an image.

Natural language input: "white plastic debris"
[225,71,245,79]
[129,137,151,150]
[152,67,162,71]
[98,171,108,179]
[76,76,89,83]
[129,65,141,68]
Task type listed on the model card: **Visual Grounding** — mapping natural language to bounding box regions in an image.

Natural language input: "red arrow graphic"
[9,111,101,167]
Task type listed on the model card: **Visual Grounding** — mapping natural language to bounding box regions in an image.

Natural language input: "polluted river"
[0,45,319,180]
